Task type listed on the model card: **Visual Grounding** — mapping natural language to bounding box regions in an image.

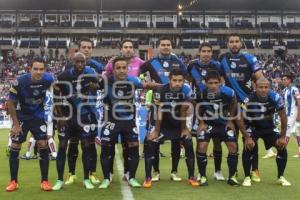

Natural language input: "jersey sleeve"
[132,77,143,89]
[292,87,300,99]
[245,54,262,73]
[9,79,19,101]
[182,84,194,101]
[104,61,113,76]
[272,92,285,111]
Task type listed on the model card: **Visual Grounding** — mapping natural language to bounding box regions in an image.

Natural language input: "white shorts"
[287,113,300,137]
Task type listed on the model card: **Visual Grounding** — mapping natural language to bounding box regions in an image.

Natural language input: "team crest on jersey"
[103,129,110,136]
[230,62,237,69]
[33,89,40,96]
[83,125,90,133]
[213,104,219,110]
[227,130,235,137]
[201,70,207,76]
[91,124,96,131]
[163,61,169,68]
[117,90,124,97]
[133,127,138,134]
[40,125,47,133]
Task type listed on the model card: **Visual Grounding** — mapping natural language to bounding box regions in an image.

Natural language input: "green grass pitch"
[0,128,299,200]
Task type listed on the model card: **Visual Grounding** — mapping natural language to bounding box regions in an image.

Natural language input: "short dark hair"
[282,73,294,82]
[78,37,93,49]
[121,39,134,48]
[30,56,45,67]
[112,56,127,68]
[204,70,221,82]
[199,42,212,51]
[227,33,241,43]
[169,68,184,79]
[158,36,172,45]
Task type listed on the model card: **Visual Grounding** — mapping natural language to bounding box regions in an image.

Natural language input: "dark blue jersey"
[219,52,261,103]
[103,75,143,119]
[57,67,97,116]
[196,86,236,126]
[9,73,54,121]
[187,59,221,92]
[154,83,193,129]
[65,58,104,74]
[139,54,187,84]
[245,90,285,130]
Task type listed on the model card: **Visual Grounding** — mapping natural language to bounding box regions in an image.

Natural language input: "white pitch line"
[115,146,135,200]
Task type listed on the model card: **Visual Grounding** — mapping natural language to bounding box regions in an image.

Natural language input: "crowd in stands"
[1,50,300,99]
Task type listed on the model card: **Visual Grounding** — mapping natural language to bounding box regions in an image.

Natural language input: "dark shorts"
[57,114,93,141]
[248,128,281,150]
[196,124,237,143]
[100,117,139,143]
[11,118,47,144]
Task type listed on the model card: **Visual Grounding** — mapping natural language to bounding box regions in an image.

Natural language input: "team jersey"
[105,56,145,77]
[102,75,144,120]
[219,51,261,103]
[9,72,54,121]
[64,58,104,74]
[187,59,222,92]
[245,90,285,130]
[139,54,187,84]
[56,67,97,116]
[154,83,193,129]
[283,85,300,117]
[195,86,236,126]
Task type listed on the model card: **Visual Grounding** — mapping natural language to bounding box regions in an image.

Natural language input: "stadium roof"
[0,0,300,11]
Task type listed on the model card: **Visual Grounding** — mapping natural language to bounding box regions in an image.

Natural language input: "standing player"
[52,52,98,190]
[65,37,104,185]
[219,33,264,182]
[241,78,291,186]
[98,57,160,189]
[143,68,199,188]
[139,36,187,182]
[104,39,145,181]
[194,70,251,186]
[282,74,300,157]
[6,57,54,192]
[187,42,225,181]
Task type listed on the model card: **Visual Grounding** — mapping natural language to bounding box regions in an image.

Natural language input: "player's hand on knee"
[181,128,191,138]
[11,123,22,136]
[147,130,159,141]
[276,136,287,149]
[245,136,255,151]
[57,120,66,130]
[197,122,206,134]
[225,121,235,133]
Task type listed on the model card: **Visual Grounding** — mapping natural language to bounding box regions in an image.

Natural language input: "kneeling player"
[143,68,199,188]
[195,71,249,186]
[242,78,291,186]
[6,57,53,192]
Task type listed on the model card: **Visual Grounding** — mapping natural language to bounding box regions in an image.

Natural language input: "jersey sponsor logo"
[30,84,43,88]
